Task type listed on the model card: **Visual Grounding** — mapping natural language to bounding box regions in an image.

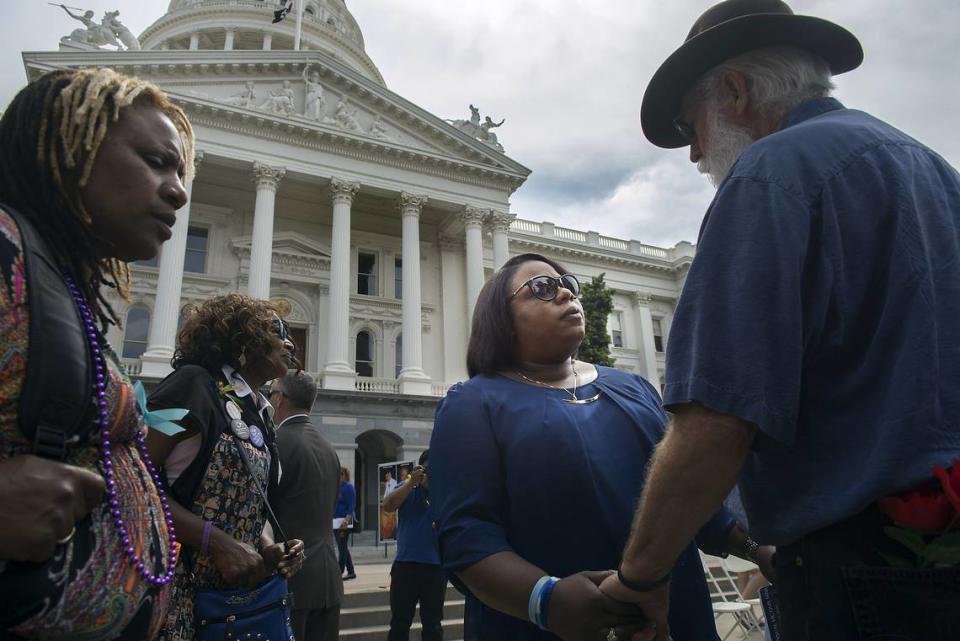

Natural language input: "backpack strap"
[3,204,93,459]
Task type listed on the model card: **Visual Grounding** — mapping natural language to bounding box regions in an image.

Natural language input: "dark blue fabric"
[429,367,728,641]
[335,482,355,519]
[663,97,960,546]
[395,484,440,565]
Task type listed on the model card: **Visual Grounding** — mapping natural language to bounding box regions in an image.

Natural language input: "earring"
[238,350,247,367]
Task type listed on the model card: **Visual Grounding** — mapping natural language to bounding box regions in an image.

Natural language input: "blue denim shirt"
[664,98,960,545]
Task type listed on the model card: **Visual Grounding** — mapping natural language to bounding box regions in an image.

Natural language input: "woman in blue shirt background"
[429,254,762,641]
[335,466,357,580]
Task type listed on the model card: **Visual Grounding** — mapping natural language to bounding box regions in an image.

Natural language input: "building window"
[357,252,377,296]
[394,258,402,299]
[652,318,664,353]
[395,334,402,378]
[355,330,374,377]
[122,307,151,359]
[608,311,624,348]
[184,226,208,273]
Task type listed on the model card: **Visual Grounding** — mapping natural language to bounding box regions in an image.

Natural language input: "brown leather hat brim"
[641,13,863,149]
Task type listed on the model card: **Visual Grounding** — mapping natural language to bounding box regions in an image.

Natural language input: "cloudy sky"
[2,0,958,247]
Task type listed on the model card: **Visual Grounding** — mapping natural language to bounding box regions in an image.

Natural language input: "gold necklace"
[514,361,603,405]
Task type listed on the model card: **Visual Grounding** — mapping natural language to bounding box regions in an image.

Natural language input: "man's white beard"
[697,108,756,188]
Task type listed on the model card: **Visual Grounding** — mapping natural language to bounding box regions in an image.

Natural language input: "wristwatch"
[745,536,761,563]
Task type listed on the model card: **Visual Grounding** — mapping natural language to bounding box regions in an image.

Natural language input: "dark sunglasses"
[271,315,291,342]
[672,117,697,145]
[510,274,580,301]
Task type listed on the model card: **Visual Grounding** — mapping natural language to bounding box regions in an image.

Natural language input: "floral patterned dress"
[148,365,275,641]
[0,208,175,640]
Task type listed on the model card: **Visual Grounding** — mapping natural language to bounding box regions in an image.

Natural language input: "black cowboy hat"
[641,0,863,148]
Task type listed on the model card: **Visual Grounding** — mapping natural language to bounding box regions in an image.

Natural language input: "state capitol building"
[21,0,693,530]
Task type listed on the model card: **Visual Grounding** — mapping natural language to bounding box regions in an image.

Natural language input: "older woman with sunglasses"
[429,254,754,641]
[145,294,305,641]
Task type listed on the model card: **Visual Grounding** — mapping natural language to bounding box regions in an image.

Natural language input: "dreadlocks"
[0,67,194,328]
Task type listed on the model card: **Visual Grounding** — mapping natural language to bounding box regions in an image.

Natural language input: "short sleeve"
[428,382,513,573]
[663,177,815,445]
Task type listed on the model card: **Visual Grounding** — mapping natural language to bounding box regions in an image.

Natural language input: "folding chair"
[722,555,766,626]
[700,552,764,641]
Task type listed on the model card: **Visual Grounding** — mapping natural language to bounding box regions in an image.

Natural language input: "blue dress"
[429,367,730,641]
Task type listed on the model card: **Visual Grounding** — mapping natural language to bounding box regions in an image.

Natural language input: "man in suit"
[270,370,343,641]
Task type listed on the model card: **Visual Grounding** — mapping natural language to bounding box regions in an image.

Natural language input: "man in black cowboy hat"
[600,1,960,640]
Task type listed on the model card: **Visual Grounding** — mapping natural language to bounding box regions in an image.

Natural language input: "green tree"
[577,272,615,367]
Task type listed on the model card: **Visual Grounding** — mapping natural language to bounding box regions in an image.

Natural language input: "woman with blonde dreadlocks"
[0,68,194,640]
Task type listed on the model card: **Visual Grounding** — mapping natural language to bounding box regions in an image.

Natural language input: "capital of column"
[462,205,486,229]
[487,210,515,234]
[330,177,360,205]
[632,291,653,306]
[252,162,285,190]
[397,192,428,217]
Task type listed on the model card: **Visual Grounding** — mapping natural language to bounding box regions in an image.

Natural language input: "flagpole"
[294,0,303,51]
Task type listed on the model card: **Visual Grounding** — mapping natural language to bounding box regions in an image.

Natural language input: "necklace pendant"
[562,390,603,405]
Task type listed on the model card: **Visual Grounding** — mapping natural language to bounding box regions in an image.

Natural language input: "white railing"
[431,383,450,397]
[638,245,668,259]
[554,226,587,242]
[122,358,143,376]
[354,377,400,394]
[510,219,541,234]
[599,236,629,251]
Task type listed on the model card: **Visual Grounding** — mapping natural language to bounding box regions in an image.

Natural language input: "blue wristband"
[536,577,560,631]
[527,576,551,626]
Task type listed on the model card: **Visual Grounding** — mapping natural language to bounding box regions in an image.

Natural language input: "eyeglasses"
[271,315,291,342]
[510,274,580,301]
[672,117,697,144]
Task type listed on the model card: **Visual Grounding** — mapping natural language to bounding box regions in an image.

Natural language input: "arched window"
[122,307,151,359]
[355,330,374,377]
[395,334,402,378]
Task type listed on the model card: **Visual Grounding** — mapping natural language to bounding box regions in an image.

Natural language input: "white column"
[248,162,285,299]
[322,178,360,391]
[189,32,200,50]
[396,193,431,395]
[439,235,468,384]
[262,32,273,50]
[463,206,486,323]
[633,292,661,388]
[139,151,204,379]
[488,210,514,270]
[224,27,235,51]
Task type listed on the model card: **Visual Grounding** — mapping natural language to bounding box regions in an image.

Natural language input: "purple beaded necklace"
[64,274,178,587]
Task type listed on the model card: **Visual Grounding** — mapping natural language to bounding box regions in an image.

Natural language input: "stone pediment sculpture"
[258,80,296,115]
[58,5,140,50]
[224,80,257,108]
[302,65,326,121]
[446,104,505,152]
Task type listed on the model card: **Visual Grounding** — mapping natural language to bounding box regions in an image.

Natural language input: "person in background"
[429,253,769,641]
[335,466,357,581]
[382,450,445,641]
[602,2,960,640]
[383,468,398,496]
[146,295,305,640]
[0,67,193,640]
[271,370,343,641]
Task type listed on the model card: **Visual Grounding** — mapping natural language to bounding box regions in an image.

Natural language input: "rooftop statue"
[446,104,506,152]
[57,5,140,50]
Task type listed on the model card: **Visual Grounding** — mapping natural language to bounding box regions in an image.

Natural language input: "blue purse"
[194,438,296,641]
[195,574,294,641]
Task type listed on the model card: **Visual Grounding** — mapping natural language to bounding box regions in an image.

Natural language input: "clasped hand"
[212,536,306,588]
[548,570,657,641]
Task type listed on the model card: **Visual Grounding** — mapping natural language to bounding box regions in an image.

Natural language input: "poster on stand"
[377,459,414,543]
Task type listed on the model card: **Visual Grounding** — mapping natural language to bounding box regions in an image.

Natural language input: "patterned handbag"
[194,439,296,641]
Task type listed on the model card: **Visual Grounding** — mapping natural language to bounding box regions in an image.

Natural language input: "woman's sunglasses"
[510,274,580,301]
[271,315,292,343]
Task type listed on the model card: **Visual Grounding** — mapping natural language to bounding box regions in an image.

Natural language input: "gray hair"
[688,46,835,122]
[275,369,318,411]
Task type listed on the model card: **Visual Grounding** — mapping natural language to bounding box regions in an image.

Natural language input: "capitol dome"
[139,0,384,85]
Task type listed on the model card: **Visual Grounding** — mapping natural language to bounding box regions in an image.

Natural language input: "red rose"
[878,461,960,533]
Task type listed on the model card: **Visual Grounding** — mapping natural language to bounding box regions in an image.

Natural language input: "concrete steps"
[339,584,463,641]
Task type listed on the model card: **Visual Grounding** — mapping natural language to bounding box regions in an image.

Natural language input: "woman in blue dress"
[429,254,759,641]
